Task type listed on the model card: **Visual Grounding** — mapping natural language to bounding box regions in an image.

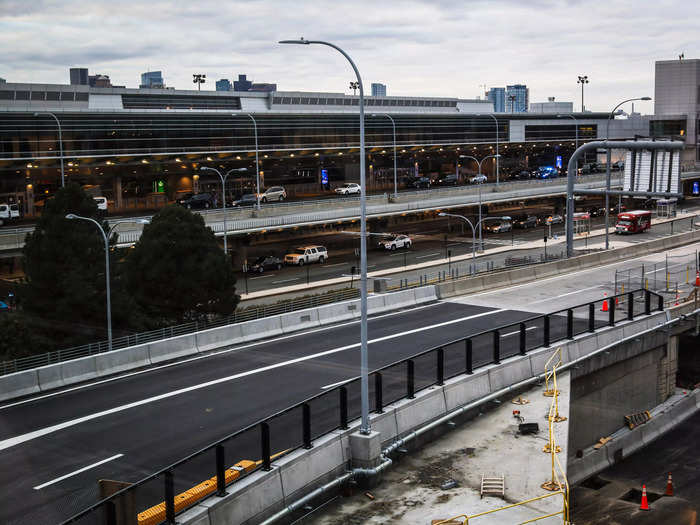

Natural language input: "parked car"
[284,246,328,266]
[259,186,286,202]
[232,193,259,207]
[249,255,283,273]
[578,163,598,175]
[378,234,412,251]
[335,182,361,195]
[513,216,538,229]
[511,170,531,180]
[406,176,431,189]
[434,173,459,186]
[533,166,558,179]
[177,192,214,209]
[485,220,512,233]
[469,174,487,184]
[93,196,108,212]
[0,203,21,224]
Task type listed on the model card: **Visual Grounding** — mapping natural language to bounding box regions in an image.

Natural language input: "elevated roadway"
[2,238,699,523]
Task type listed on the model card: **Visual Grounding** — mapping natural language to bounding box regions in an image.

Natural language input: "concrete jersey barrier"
[0,287,438,402]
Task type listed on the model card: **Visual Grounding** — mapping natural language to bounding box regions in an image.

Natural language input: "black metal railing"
[59,288,663,525]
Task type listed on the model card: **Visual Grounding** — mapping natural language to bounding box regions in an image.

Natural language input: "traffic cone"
[695,271,699,287]
[601,293,609,312]
[640,484,650,511]
[615,296,619,306]
[665,473,673,496]
[675,292,680,306]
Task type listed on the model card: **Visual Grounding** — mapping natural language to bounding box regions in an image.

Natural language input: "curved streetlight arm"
[65,213,112,352]
[34,112,65,188]
[606,97,651,138]
[280,37,371,435]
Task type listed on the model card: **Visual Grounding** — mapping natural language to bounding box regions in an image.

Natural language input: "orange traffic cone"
[675,292,680,306]
[601,293,609,312]
[665,473,673,496]
[615,296,619,306]
[640,484,650,511]
[695,271,699,287]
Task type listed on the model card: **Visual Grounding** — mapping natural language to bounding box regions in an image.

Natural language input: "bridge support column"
[658,335,679,401]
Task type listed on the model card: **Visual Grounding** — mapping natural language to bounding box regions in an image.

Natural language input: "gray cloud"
[0,0,697,113]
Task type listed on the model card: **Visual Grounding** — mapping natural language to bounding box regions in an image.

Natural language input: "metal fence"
[0,288,359,376]
[57,288,664,525]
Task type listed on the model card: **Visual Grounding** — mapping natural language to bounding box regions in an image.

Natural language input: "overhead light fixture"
[175,157,182,162]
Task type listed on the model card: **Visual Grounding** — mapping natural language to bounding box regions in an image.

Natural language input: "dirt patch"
[434,493,454,504]
[415,453,463,488]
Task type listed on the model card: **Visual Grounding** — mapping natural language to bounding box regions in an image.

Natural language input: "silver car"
[259,186,286,203]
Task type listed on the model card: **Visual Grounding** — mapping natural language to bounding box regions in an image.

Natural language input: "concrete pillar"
[114,176,123,210]
[658,335,679,401]
[349,431,382,470]
[25,184,34,217]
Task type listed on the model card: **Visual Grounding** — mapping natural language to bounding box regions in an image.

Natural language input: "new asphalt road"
[0,300,550,524]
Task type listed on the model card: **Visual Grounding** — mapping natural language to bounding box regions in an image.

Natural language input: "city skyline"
[2,0,698,113]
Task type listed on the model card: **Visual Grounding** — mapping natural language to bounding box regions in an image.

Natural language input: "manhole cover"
[619,488,663,504]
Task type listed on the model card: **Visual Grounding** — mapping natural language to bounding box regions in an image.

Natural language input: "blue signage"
[693,181,699,196]
[321,169,329,185]
[555,155,562,169]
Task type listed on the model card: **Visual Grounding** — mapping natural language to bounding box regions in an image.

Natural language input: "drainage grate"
[580,476,610,491]
[619,488,663,504]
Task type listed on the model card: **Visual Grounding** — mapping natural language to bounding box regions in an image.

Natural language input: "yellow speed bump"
[138,450,288,525]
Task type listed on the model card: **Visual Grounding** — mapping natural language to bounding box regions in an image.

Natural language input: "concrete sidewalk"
[309,373,571,525]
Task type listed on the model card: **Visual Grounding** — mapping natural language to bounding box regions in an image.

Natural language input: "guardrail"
[59,287,664,525]
[0,288,359,376]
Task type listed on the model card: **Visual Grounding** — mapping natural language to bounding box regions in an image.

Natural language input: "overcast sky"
[1,0,697,114]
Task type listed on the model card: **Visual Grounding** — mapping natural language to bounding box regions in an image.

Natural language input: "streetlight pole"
[235,113,261,210]
[438,212,510,261]
[34,112,65,187]
[459,154,500,251]
[200,166,247,255]
[557,114,578,244]
[65,214,113,352]
[281,38,371,434]
[371,114,397,198]
[604,96,651,250]
[577,75,589,112]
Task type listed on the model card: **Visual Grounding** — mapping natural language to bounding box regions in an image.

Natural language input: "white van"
[0,203,20,225]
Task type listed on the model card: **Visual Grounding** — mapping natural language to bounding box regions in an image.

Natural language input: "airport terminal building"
[0,80,690,214]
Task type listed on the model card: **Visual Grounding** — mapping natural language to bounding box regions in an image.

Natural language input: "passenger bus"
[615,210,651,234]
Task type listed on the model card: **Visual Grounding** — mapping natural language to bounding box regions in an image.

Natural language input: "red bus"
[615,210,651,234]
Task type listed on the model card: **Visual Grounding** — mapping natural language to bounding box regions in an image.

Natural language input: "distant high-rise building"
[233,74,252,92]
[486,87,505,112]
[371,83,387,97]
[249,83,277,92]
[0,78,6,84]
[140,71,164,89]
[89,74,112,88]
[506,84,529,113]
[70,67,89,86]
[216,79,232,91]
[529,97,573,113]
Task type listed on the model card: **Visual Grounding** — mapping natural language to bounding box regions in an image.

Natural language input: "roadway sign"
[623,147,681,195]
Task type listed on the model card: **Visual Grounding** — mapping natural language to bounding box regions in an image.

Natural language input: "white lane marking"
[33,454,124,490]
[324,262,346,267]
[249,274,275,280]
[0,309,503,451]
[321,379,351,390]
[0,302,446,411]
[529,284,605,304]
[502,326,537,337]
[388,252,405,257]
[367,265,377,269]
[416,252,441,259]
[272,278,300,284]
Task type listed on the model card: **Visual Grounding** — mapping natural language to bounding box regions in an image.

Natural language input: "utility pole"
[349,81,359,96]
[193,73,206,91]
[577,75,589,112]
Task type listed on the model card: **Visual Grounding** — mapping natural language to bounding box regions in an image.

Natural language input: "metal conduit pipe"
[565,140,684,258]
[259,305,697,525]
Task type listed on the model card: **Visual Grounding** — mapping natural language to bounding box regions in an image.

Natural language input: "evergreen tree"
[124,205,238,326]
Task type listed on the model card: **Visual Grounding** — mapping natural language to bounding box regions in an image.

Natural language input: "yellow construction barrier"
[138,451,288,525]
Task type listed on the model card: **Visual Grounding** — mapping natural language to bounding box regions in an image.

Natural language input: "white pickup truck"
[0,203,20,225]
[284,246,328,266]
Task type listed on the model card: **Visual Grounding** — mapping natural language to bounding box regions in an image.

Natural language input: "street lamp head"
[65,213,77,220]
[501,216,512,221]
[641,96,652,101]
[279,38,310,45]
[438,212,447,217]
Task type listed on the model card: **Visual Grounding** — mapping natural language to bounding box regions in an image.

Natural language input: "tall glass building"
[506,84,529,113]
[140,71,164,89]
[486,87,505,113]
[371,83,387,97]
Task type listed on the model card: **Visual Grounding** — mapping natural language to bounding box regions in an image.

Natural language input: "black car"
[513,216,538,229]
[406,176,431,189]
[511,170,531,180]
[249,255,283,273]
[177,192,213,209]
[232,193,258,207]
[434,173,459,186]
